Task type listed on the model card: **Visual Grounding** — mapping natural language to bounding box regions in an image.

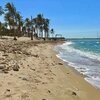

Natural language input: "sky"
[0,0,100,38]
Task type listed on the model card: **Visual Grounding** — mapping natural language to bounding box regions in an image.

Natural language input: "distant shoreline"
[66,38,100,40]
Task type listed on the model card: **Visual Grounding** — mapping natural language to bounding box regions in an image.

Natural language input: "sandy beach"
[0,37,100,100]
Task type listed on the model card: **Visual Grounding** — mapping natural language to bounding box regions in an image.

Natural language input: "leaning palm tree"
[4,12,12,30]
[5,2,17,40]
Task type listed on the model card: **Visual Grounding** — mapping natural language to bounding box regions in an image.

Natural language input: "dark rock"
[42,82,47,84]
[72,91,77,96]
[34,44,38,46]
[22,77,28,81]
[6,89,10,92]
[52,63,55,66]
[58,62,63,65]
[6,94,11,97]
[34,79,41,83]
[30,68,35,71]
[13,64,20,71]
[0,62,6,64]
[3,71,9,74]
[13,37,17,40]
[0,65,6,69]
[0,49,6,52]
[2,54,8,56]
[0,58,5,60]
[48,90,51,93]
[17,51,22,54]
[33,54,39,57]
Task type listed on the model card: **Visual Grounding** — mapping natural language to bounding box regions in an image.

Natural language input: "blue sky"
[0,0,100,38]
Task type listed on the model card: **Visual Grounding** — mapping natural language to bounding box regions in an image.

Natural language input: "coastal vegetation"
[0,2,54,40]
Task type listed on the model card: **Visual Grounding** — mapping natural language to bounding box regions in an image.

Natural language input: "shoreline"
[0,37,100,100]
[52,44,100,99]
[55,40,100,90]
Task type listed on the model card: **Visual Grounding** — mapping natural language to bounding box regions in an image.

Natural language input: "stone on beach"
[72,91,77,96]
[2,54,8,56]
[58,62,63,65]
[0,65,6,69]
[12,63,20,71]
[32,54,39,57]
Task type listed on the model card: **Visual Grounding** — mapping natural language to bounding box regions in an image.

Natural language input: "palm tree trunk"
[31,31,33,40]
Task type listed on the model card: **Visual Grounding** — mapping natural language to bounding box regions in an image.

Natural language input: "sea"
[55,39,100,89]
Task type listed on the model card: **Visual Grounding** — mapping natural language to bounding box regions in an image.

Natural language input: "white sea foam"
[96,41,100,44]
[59,42,100,61]
[85,77,100,89]
[55,41,100,89]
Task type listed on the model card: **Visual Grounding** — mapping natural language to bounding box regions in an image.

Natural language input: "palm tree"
[16,12,23,36]
[50,28,54,37]
[3,22,8,35]
[33,14,44,38]
[25,18,31,37]
[0,22,6,37]
[5,2,17,40]
[33,18,38,38]
[4,12,13,30]
[43,18,49,39]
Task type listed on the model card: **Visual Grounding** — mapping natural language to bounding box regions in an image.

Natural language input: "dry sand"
[0,37,100,100]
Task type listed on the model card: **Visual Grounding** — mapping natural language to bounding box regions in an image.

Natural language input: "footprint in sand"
[21,93,30,100]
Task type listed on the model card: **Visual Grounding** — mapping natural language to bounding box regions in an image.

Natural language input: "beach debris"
[23,51,31,56]
[42,99,46,100]
[48,90,51,93]
[2,54,8,56]
[0,65,6,69]
[52,63,55,66]
[21,93,29,99]
[6,89,10,92]
[34,44,38,46]
[58,62,63,65]
[34,79,41,83]
[42,82,47,84]
[12,63,20,71]
[17,51,22,54]
[3,70,9,74]
[5,94,11,97]
[22,77,29,81]
[4,89,11,98]
[72,91,77,96]
[32,54,39,57]
[30,68,36,71]
[0,57,5,60]
[0,61,6,64]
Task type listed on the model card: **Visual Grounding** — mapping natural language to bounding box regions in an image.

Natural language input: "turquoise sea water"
[55,39,100,89]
